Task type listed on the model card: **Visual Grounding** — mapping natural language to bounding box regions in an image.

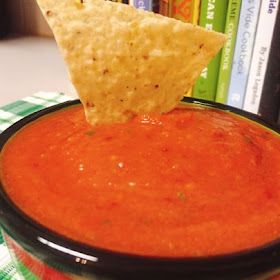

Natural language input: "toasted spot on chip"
[36,0,226,125]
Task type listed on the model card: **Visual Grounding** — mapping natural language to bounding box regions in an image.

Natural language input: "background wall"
[0,0,76,106]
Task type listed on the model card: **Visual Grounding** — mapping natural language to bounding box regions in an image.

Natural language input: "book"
[170,0,193,22]
[169,0,200,25]
[215,0,242,104]
[129,0,153,10]
[130,0,159,12]
[258,6,280,124]
[193,0,228,101]
[278,108,280,128]
[168,0,200,97]
[153,0,160,12]
[227,0,261,108]
[191,0,201,23]
[185,0,200,97]
[159,0,170,15]
[243,0,280,114]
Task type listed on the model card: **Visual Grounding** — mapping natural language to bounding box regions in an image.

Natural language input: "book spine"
[130,0,153,10]
[170,0,193,22]
[168,0,174,16]
[191,0,201,23]
[227,0,261,108]
[258,6,280,124]
[169,0,200,97]
[193,0,229,101]
[159,0,170,16]
[153,0,160,12]
[278,107,280,128]
[243,0,280,114]
[169,0,200,22]
[215,0,242,104]
[184,0,200,97]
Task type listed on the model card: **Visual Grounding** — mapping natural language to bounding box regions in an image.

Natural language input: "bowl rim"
[1,97,280,278]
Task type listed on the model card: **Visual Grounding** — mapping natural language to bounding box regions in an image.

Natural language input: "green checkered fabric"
[0,92,74,280]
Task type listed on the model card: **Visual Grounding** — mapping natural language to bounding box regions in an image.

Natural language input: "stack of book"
[127,0,280,126]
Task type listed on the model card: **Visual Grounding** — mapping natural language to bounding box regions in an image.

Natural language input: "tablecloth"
[0,92,74,280]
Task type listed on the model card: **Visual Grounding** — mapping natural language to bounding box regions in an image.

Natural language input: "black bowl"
[1,98,280,280]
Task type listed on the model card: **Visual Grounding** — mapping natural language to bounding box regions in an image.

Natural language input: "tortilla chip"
[36,0,226,125]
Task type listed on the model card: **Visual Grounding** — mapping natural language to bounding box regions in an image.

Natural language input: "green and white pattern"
[0,92,74,280]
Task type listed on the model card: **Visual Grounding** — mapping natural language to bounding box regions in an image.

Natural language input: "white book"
[243,0,279,114]
[227,0,261,109]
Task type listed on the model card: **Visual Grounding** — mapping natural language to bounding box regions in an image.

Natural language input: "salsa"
[1,104,280,257]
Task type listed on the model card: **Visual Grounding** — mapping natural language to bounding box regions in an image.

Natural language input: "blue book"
[131,0,153,10]
[227,0,261,108]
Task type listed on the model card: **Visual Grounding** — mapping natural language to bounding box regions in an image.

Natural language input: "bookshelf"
[131,0,280,127]
[1,0,279,126]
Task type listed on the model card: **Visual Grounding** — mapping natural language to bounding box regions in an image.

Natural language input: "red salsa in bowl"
[1,99,280,279]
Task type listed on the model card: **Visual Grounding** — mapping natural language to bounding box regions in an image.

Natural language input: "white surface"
[0,36,77,106]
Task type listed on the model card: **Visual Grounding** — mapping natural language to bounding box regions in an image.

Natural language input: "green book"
[215,0,241,104]
[193,0,229,101]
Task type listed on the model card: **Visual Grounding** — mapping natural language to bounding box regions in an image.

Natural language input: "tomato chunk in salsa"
[1,104,280,257]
